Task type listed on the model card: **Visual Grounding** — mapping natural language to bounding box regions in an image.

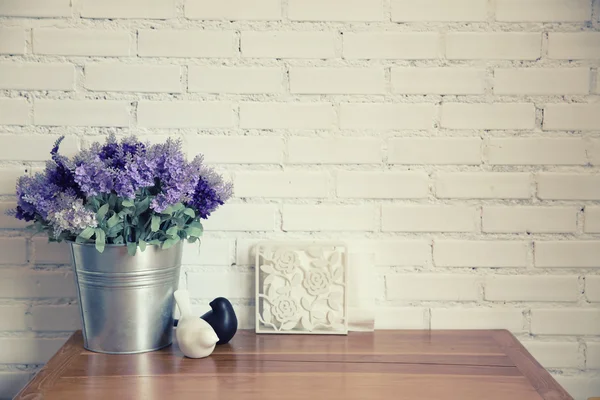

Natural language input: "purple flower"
[149,140,201,212]
[46,192,97,236]
[188,165,233,219]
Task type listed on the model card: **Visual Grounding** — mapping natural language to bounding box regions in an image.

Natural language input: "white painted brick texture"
[0,0,599,398]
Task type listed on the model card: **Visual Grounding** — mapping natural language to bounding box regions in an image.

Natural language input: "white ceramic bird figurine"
[174,289,219,359]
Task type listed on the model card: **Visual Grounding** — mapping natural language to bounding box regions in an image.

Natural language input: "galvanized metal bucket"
[69,241,182,354]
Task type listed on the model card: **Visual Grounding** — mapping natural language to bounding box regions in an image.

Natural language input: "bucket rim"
[66,240,182,249]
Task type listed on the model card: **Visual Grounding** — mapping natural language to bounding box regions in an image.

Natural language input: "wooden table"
[15,330,571,400]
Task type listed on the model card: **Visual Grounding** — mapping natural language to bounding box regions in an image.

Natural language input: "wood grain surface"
[14,330,572,400]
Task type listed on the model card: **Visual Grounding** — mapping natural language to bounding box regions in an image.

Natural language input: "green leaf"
[148,239,161,245]
[186,221,203,238]
[107,213,120,229]
[160,206,174,215]
[78,226,95,240]
[188,236,198,244]
[135,197,151,216]
[113,235,124,245]
[127,242,137,256]
[139,240,147,252]
[183,208,195,218]
[151,215,161,232]
[162,237,180,249]
[96,204,110,222]
[166,226,179,237]
[108,193,117,209]
[95,228,106,253]
[122,199,135,208]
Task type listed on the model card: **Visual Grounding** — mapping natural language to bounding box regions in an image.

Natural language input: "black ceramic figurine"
[201,297,238,345]
[174,297,238,345]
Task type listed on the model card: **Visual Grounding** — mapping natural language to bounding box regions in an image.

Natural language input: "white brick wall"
[33,29,131,56]
[0,1,598,398]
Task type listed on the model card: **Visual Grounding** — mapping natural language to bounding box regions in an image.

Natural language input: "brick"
[138,30,234,58]
[0,238,26,265]
[434,241,529,268]
[35,100,129,127]
[431,308,524,331]
[392,0,487,21]
[0,167,28,195]
[189,67,283,93]
[0,0,70,17]
[446,33,541,60]
[343,32,440,59]
[340,103,434,130]
[535,241,600,268]
[288,137,381,164]
[290,68,385,94]
[485,276,579,302]
[0,135,78,160]
[242,31,335,59]
[0,306,28,331]
[0,337,67,364]
[368,240,431,267]
[240,102,335,130]
[0,63,74,91]
[538,174,600,200]
[337,171,428,199]
[0,98,28,126]
[33,29,131,56]
[81,0,175,19]
[234,171,329,198]
[387,274,480,301]
[33,238,71,264]
[283,205,377,231]
[496,0,591,21]
[188,271,254,299]
[182,239,233,266]
[585,207,600,233]
[375,308,428,329]
[392,68,485,94]
[186,0,281,20]
[0,28,25,55]
[436,172,530,199]
[0,202,27,229]
[185,136,283,164]
[288,0,383,21]
[382,206,478,233]
[236,239,263,266]
[30,305,81,331]
[587,342,600,368]
[85,64,181,93]
[590,139,600,165]
[488,138,587,165]
[521,342,581,369]
[0,270,76,298]
[202,204,277,231]
[555,376,600,400]
[494,68,589,95]
[388,137,481,165]
[0,373,32,399]
[543,104,600,131]
[138,101,233,128]
[548,33,600,59]
[532,309,600,335]
[483,207,577,233]
[441,103,535,129]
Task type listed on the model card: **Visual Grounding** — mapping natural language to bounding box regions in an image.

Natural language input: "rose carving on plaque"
[255,242,348,334]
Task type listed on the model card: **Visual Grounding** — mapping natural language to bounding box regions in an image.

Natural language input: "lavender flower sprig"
[8,134,233,254]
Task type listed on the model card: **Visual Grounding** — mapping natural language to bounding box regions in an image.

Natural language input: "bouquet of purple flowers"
[9,134,232,254]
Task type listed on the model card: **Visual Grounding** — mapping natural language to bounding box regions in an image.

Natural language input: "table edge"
[13,331,83,400]
[491,330,573,400]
